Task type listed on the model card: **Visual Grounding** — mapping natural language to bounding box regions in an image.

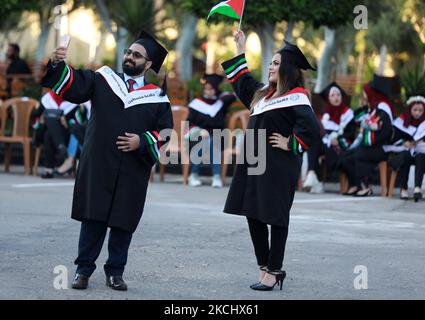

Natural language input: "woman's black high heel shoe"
[54,167,73,177]
[249,266,267,289]
[355,187,373,197]
[250,270,286,291]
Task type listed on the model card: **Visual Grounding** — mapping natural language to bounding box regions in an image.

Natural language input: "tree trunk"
[284,21,295,43]
[35,10,52,63]
[256,23,275,84]
[342,41,354,75]
[377,44,387,76]
[356,49,365,94]
[95,0,119,68]
[115,27,128,72]
[95,0,114,35]
[314,27,336,93]
[94,31,107,66]
[206,33,218,73]
[175,13,198,80]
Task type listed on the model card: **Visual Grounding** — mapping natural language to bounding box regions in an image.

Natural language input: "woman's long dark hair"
[250,52,305,109]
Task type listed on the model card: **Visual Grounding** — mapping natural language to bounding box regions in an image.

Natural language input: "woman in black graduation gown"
[221,30,320,291]
[387,95,425,201]
[303,82,356,193]
[340,75,395,196]
[186,74,236,188]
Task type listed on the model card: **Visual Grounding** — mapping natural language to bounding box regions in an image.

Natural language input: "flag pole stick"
[238,0,246,31]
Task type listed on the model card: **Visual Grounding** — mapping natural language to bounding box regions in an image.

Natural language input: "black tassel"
[160,75,167,97]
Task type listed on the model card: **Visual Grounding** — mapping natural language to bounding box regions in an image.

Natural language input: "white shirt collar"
[123,73,145,89]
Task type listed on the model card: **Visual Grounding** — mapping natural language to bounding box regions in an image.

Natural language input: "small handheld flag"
[207,0,246,30]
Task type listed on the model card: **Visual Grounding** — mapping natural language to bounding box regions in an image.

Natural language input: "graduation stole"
[250,87,311,116]
[322,108,354,132]
[376,102,393,123]
[414,120,425,142]
[96,66,169,109]
[41,91,77,115]
[188,98,224,117]
[393,116,417,138]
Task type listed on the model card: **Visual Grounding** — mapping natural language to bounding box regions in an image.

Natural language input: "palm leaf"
[401,65,425,98]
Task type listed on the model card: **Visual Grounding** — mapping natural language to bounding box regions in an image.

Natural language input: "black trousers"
[74,220,133,277]
[247,218,288,271]
[389,152,425,189]
[43,118,68,169]
[341,146,387,188]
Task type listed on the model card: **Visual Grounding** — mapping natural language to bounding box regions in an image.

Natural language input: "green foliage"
[0,0,39,16]
[101,57,115,67]
[178,0,356,29]
[187,73,202,99]
[302,0,356,29]
[108,0,158,42]
[401,66,425,97]
[0,0,41,31]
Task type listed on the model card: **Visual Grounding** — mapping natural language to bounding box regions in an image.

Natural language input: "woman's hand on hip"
[269,133,290,151]
[116,132,140,152]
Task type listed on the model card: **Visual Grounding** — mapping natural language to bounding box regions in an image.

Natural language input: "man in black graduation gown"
[42,31,173,291]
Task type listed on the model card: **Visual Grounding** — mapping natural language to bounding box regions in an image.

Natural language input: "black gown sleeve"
[362,110,393,146]
[41,61,95,104]
[221,54,263,109]
[392,126,413,143]
[138,103,174,166]
[287,105,321,155]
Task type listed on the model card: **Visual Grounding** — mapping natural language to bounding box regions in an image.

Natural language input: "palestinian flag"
[207,0,245,20]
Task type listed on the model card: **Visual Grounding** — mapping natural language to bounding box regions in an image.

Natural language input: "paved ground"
[0,168,424,300]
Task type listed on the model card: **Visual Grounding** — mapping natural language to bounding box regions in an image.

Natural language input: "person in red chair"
[303,82,356,193]
[186,74,236,188]
[387,94,425,201]
[340,75,397,196]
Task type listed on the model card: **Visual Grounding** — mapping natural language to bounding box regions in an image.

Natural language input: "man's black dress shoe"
[71,273,89,289]
[106,275,128,291]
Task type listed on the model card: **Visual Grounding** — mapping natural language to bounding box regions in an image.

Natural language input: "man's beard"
[122,59,146,76]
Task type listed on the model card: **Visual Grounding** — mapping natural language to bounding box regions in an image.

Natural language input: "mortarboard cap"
[278,40,316,71]
[368,74,401,98]
[201,73,224,89]
[134,30,168,74]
